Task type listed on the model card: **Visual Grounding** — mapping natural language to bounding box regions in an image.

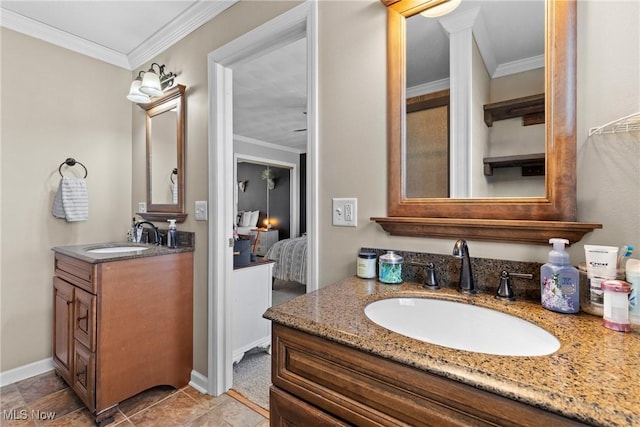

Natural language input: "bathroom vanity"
[51,243,194,426]
[264,277,640,426]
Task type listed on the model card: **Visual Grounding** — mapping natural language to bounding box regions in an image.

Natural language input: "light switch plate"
[138,202,146,213]
[332,198,357,227]
[195,201,208,221]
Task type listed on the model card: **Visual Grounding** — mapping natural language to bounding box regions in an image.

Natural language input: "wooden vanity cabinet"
[52,252,193,425]
[270,324,584,427]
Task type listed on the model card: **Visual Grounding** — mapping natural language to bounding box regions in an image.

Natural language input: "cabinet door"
[53,277,74,383]
[74,287,96,351]
[73,341,95,411]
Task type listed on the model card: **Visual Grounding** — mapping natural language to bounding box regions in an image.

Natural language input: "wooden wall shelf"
[371,217,602,245]
[483,153,545,176]
[484,94,545,127]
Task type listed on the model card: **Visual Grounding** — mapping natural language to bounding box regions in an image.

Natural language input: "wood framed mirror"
[138,84,187,223]
[373,0,600,244]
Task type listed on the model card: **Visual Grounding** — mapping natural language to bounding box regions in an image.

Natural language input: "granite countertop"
[51,241,193,263]
[264,277,640,426]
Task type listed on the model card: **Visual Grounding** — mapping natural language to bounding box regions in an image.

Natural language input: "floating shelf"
[371,217,602,246]
[483,153,545,176]
[484,94,545,127]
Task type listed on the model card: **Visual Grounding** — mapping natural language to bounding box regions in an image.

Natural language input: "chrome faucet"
[135,221,160,245]
[453,239,475,294]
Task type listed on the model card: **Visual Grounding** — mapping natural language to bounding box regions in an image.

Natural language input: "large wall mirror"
[138,84,187,223]
[373,0,601,244]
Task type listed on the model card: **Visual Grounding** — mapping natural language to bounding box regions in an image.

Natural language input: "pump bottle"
[541,238,579,313]
[167,219,178,249]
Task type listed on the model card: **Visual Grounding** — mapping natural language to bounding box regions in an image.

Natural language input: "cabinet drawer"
[55,254,97,294]
[73,341,95,411]
[272,324,583,427]
[270,386,349,427]
[74,287,96,351]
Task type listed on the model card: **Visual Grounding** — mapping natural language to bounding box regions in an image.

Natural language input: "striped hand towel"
[52,177,89,221]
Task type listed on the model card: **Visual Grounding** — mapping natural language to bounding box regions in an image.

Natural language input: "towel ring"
[170,168,178,184]
[59,158,88,178]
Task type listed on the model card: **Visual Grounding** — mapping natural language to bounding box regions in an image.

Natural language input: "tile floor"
[1,371,267,426]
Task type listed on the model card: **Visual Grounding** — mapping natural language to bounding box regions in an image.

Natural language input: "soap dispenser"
[541,238,579,313]
[167,219,178,249]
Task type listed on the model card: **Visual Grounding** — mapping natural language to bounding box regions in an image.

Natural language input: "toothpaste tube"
[584,245,619,311]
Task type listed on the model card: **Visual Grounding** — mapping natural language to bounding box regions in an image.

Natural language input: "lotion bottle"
[167,219,178,249]
[541,238,579,313]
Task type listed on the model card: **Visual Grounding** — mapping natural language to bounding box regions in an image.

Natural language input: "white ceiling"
[0,1,542,153]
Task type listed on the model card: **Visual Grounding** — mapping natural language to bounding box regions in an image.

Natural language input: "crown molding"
[128,1,238,70]
[0,1,238,70]
[0,8,130,69]
[493,54,544,78]
[407,77,450,98]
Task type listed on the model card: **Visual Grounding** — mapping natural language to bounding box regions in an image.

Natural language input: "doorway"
[206,2,318,396]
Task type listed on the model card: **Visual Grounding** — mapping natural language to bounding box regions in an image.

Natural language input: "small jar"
[601,279,631,332]
[378,251,403,284]
[357,252,377,279]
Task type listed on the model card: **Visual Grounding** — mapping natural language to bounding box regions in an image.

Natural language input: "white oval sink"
[364,298,560,356]
[86,246,149,254]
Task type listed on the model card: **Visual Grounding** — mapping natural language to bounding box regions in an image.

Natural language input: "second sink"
[364,298,560,356]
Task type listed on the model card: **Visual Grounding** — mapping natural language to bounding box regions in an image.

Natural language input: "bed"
[265,235,307,285]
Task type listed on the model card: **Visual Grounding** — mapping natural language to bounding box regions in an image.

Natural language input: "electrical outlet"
[195,201,208,221]
[138,202,146,213]
[332,198,357,227]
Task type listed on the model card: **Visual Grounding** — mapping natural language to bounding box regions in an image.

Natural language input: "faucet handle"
[495,271,533,301]
[423,262,440,290]
[495,270,515,301]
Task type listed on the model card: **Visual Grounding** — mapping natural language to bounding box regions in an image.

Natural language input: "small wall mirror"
[139,84,187,223]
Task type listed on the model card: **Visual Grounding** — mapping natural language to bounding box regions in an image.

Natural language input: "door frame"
[206,1,318,395]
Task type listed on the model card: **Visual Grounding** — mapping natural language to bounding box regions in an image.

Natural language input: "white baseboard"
[189,370,209,394]
[2,361,210,400]
[0,358,54,387]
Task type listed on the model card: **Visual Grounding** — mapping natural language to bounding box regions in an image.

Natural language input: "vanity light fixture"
[420,0,461,18]
[126,63,177,103]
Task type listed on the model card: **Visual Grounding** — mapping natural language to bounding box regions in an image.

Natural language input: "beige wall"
[1,28,133,371]
[1,0,638,382]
